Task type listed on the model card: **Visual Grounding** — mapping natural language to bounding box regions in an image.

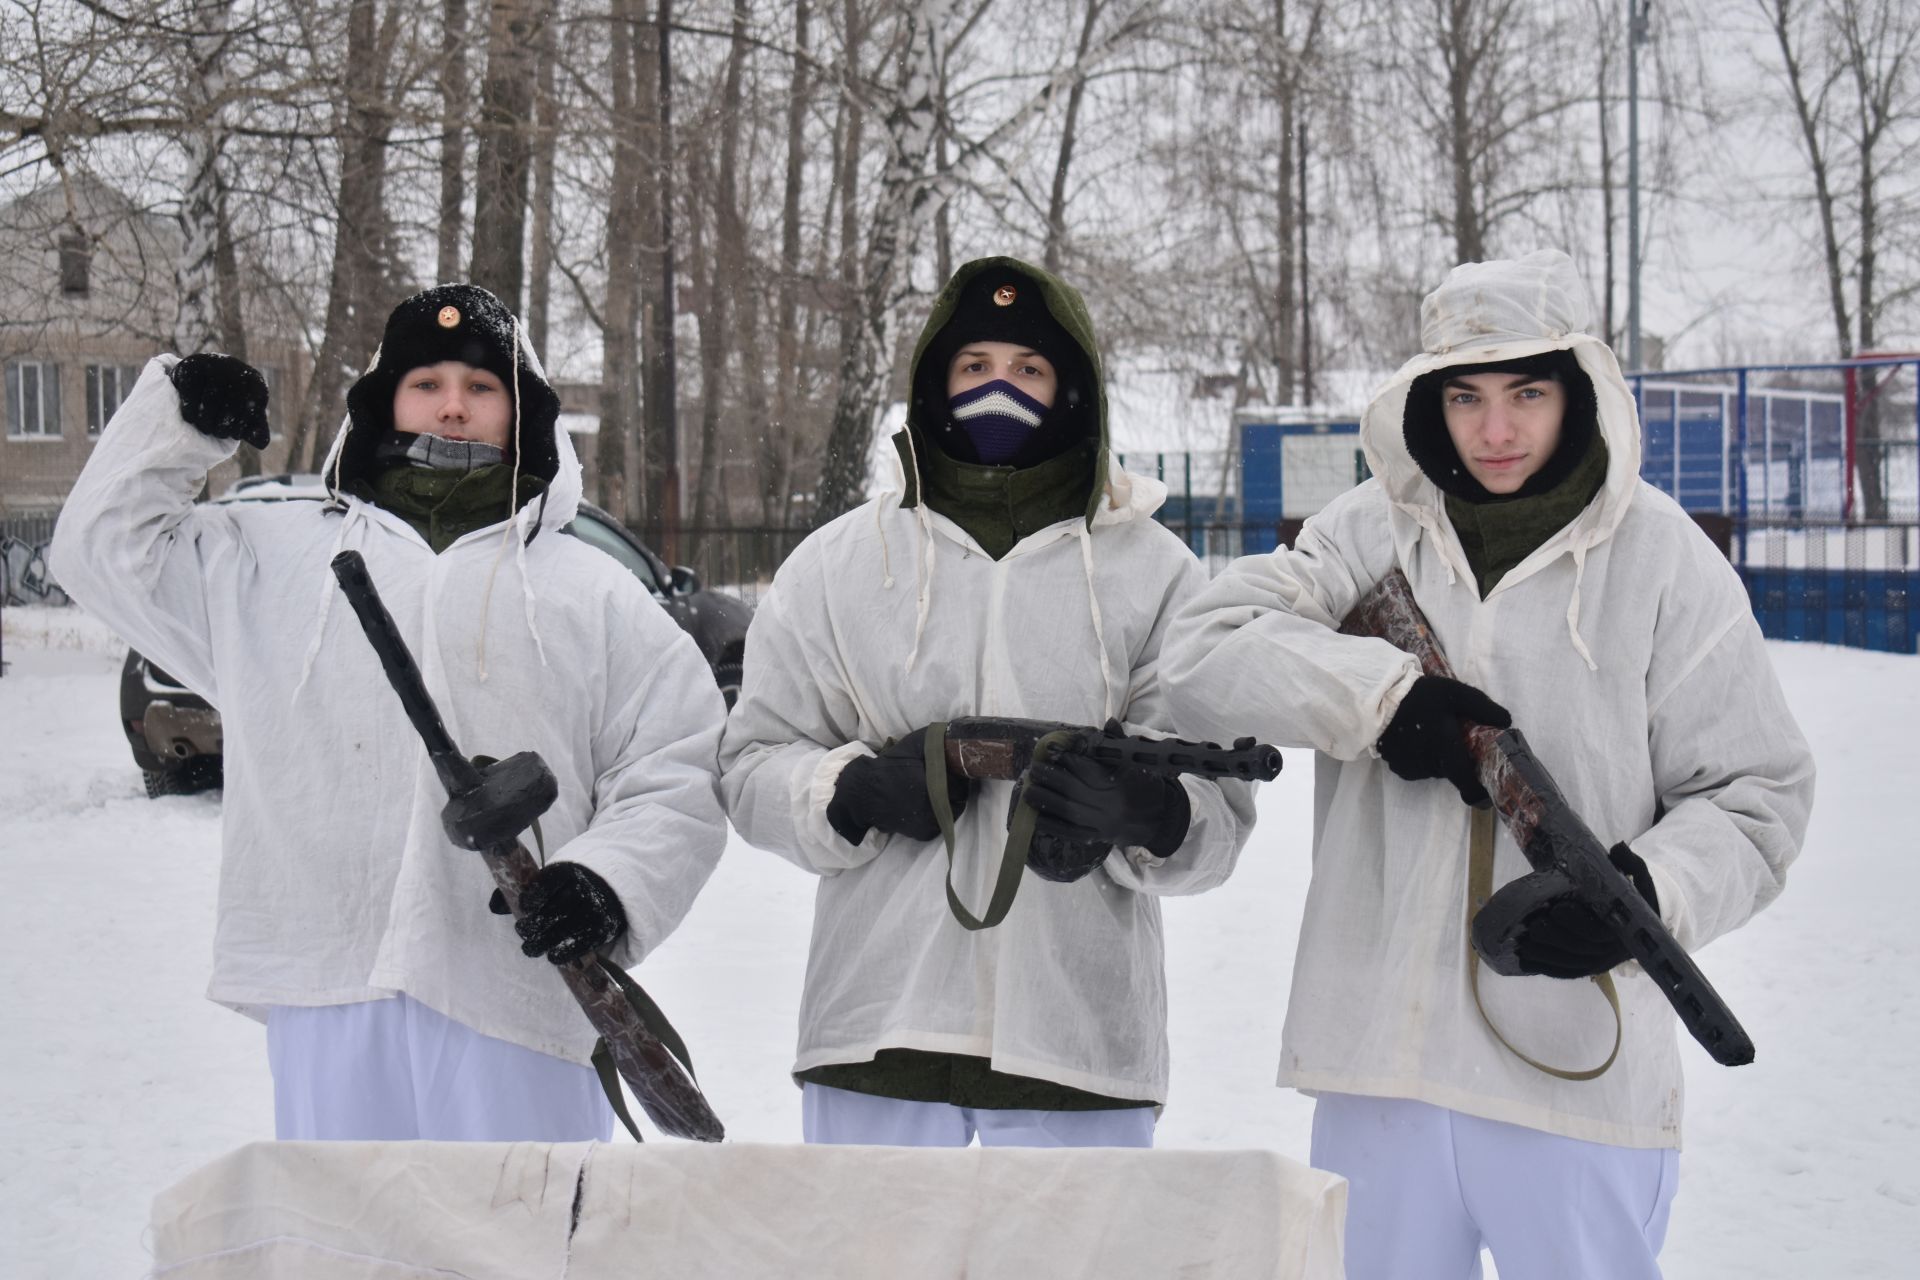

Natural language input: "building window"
[5,360,61,438]
[59,231,91,296]
[85,363,141,434]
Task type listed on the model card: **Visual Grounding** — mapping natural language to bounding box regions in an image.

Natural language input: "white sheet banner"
[150,1141,1347,1279]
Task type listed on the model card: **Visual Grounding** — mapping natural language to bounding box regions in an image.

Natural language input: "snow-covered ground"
[1,603,1914,1278]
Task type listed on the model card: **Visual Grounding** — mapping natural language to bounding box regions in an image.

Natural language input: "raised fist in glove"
[1020,726,1192,871]
[490,861,627,965]
[169,352,271,449]
[826,726,972,847]
[1511,844,1659,980]
[1377,675,1512,807]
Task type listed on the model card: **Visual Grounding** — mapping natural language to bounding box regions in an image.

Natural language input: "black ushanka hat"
[1401,348,1599,503]
[912,265,1095,467]
[340,284,561,489]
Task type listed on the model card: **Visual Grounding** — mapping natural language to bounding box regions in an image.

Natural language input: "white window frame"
[5,360,61,440]
[85,362,141,434]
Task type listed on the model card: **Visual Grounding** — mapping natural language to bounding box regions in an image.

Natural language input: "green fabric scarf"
[348,463,546,554]
[1445,432,1610,597]
[904,434,1099,561]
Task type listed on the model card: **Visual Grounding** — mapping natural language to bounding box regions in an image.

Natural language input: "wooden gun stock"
[330,550,726,1139]
[1340,570,1755,1068]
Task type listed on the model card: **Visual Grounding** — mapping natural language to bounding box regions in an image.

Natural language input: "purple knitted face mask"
[948,379,1049,464]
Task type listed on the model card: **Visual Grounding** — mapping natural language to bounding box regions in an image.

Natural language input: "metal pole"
[1185,451,1194,552]
[1734,370,1749,528]
[1626,0,1649,370]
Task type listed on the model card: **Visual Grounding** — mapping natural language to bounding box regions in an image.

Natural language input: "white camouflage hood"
[1358,251,1647,665]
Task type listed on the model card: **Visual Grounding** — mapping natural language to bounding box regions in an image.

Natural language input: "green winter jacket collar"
[899,256,1111,532]
[348,462,547,554]
[1445,430,1610,598]
[893,433,1099,561]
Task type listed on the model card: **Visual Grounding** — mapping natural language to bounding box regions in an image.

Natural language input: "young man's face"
[947,342,1058,408]
[391,362,513,449]
[1439,371,1566,494]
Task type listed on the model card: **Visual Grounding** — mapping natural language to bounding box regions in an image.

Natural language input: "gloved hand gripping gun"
[924,717,1282,930]
[1339,569,1755,1067]
[330,551,725,1140]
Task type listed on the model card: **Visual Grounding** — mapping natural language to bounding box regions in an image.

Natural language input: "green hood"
[896,256,1111,528]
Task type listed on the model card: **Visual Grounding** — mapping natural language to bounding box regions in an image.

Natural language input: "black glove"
[1015,791,1114,885]
[1376,675,1512,806]
[1020,729,1192,865]
[826,726,972,846]
[1512,844,1660,979]
[169,352,271,449]
[489,861,628,965]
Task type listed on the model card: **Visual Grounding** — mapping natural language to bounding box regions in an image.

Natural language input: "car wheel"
[143,757,223,799]
[712,661,743,711]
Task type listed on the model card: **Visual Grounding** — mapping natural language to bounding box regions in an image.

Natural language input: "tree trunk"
[596,0,643,522]
[810,0,870,523]
[214,173,260,476]
[1852,22,1887,522]
[289,0,397,475]
[173,0,234,359]
[469,0,546,310]
[697,0,758,535]
[1297,114,1313,407]
[1444,0,1484,264]
[815,0,950,522]
[1766,0,1852,360]
[1597,19,1615,347]
[766,0,812,526]
[1043,0,1103,275]
[638,0,681,559]
[1274,25,1296,404]
[437,0,470,284]
[527,31,557,357]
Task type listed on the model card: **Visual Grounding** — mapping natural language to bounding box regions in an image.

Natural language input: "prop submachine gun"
[1341,568,1755,1068]
[924,717,1283,931]
[330,550,724,1141]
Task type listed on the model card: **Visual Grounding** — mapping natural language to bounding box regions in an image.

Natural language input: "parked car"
[121,474,752,797]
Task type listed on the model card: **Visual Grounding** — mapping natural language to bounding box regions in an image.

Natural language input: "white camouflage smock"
[51,354,727,1064]
[718,443,1257,1103]
[1161,251,1814,1148]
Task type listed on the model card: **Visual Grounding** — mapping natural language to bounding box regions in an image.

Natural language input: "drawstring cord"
[895,428,935,675]
[1076,523,1115,716]
[1565,538,1598,671]
[475,317,539,680]
[875,497,896,588]
[291,512,356,702]
[903,501,935,675]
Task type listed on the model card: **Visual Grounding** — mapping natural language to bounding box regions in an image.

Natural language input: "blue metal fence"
[1136,363,1920,655]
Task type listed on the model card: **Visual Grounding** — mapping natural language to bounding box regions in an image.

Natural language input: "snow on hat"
[341,284,561,488]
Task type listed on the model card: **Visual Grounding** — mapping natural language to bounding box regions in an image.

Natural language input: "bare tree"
[637,0,681,556]
[766,0,814,525]
[814,0,1162,521]
[469,0,548,308]
[527,27,558,354]
[437,0,471,283]
[1386,0,1585,264]
[293,0,407,473]
[1762,0,1920,518]
[596,0,646,523]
